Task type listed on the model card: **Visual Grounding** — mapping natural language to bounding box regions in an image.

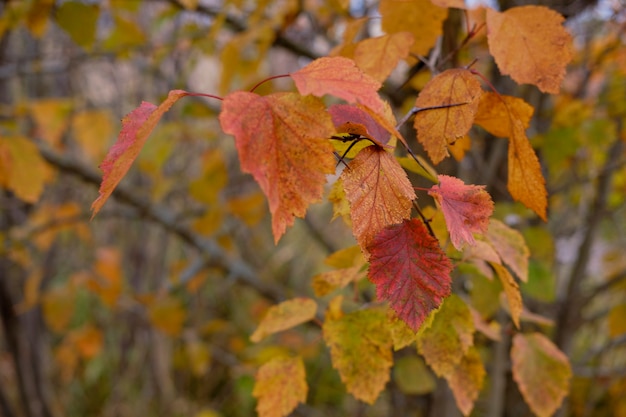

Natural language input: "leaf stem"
[249,74,291,93]
[412,200,437,239]
[184,92,224,101]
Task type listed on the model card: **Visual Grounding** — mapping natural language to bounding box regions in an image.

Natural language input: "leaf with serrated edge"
[219,92,336,243]
[511,333,572,417]
[486,219,529,282]
[253,356,307,417]
[414,69,482,164]
[341,147,415,253]
[368,219,452,331]
[486,6,573,94]
[290,56,385,113]
[474,92,534,138]
[353,32,414,82]
[251,298,317,342]
[417,294,474,376]
[323,308,392,404]
[445,346,486,416]
[429,175,494,249]
[91,90,189,217]
[491,263,522,328]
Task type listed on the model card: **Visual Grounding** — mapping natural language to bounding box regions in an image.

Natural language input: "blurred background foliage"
[1,0,626,416]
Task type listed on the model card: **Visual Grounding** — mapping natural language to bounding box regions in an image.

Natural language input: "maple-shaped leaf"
[474,92,534,138]
[414,69,482,164]
[91,90,189,217]
[252,356,308,417]
[250,298,318,342]
[417,294,474,376]
[486,219,529,282]
[341,146,415,252]
[290,56,385,113]
[380,0,448,56]
[428,175,494,249]
[367,219,453,331]
[353,32,415,82]
[445,346,485,416]
[491,263,522,328]
[511,333,572,417]
[486,6,573,94]
[323,308,392,404]
[219,92,336,243]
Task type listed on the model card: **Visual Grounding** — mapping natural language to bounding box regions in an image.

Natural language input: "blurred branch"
[578,333,626,365]
[36,142,286,303]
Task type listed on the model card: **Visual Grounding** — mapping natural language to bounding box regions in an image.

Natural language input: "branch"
[36,142,286,303]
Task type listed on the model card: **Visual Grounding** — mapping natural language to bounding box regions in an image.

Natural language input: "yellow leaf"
[42,286,76,333]
[311,267,362,297]
[55,1,99,50]
[185,339,212,376]
[445,346,486,416]
[474,92,534,138]
[188,149,228,204]
[103,13,146,52]
[253,356,308,417]
[148,295,186,336]
[192,206,224,236]
[324,245,364,269]
[29,98,74,147]
[387,310,417,350]
[353,32,415,82]
[323,308,392,404]
[71,110,114,163]
[394,355,436,395]
[227,192,267,226]
[90,247,123,308]
[0,135,47,203]
[448,134,471,161]
[328,178,350,224]
[492,263,522,328]
[25,0,54,37]
[608,304,626,338]
[486,219,530,282]
[250,298,318,343]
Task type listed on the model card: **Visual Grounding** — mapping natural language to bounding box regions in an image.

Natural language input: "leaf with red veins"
[91,90,189,216]
[428,175,494,250]
[219,91,336,243]
[341,147,415,253]
[367,218,453,331]
[291,56,385,113]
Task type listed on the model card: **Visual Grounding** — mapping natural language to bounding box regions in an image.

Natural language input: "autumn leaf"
[367,219,453,331]
[148,295,186,336]
[414,69,482,164]
[29,98,74,147]
[253,356,308,417]
[387,310,418,350]
[474,92,534,138]
[0,135,47,203]
[329,104,391,147]
[486,219,530,282]
[380,0,448,56]
[250,298,317,342]
[353,32,414,82]
[486,6,573,94]
[491,263,522,328]
[341,147,415,252]
[511,333,572,417]
[219,91,336,243]
[445,346,486,416]
[417,295,474,376]
[323,308,392,404]
[428,175,494,249]
[290,56,385,113]
[91,90,189,217]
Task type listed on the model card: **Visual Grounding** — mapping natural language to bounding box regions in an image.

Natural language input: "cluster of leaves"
[86,3,577,416]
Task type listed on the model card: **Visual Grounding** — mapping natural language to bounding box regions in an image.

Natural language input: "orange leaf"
[91,90,189,217]
[250,298,318,342]
[148,295,186,336]
[329,104,392,147]
[414,69,482,164]
[491,263,522,328]
[380,0,448,56]
[417,295,474,377]
[323,308,392,404]
[474,92,534,138]
[486,219,529,282]
[219,92,336,243]
[508,118,548,220]
[428,175,494,249]
[486,6,573,94]
[511,333,572,417]
[341,147,415,252]
[353,32,415,82]
[445,346,486,416]
[0,135,47,203]
[253,356,308,417]
[42,286,76,333]
[290,56,385,113]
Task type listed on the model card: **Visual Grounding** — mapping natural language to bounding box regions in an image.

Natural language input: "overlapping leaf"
[353,32,414,82]
[486,219,530,282]
[414,69,482,164]
[486,6,573,94]
[323,308,392,404]
[511,333,572,417]
[253,356,308,417]
[341,147,415,252]
[367,219,453,331]
[445,346,485,416]
[428,175,494,249]
[329,104,391,147]
[417,295,474,376]
[91,90,189,217]
[474,92,534,137]
[290,56,385,113]
[491,263,522,328]
[219,91,336,242]
[250,298,318,342]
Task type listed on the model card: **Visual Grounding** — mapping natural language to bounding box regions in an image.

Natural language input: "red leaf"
[290,56,385,113]
[329,104,391,146]
[367,218,453,331]
[219,91,336,243]
[91,90,189,217]
[428,175,494,249]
